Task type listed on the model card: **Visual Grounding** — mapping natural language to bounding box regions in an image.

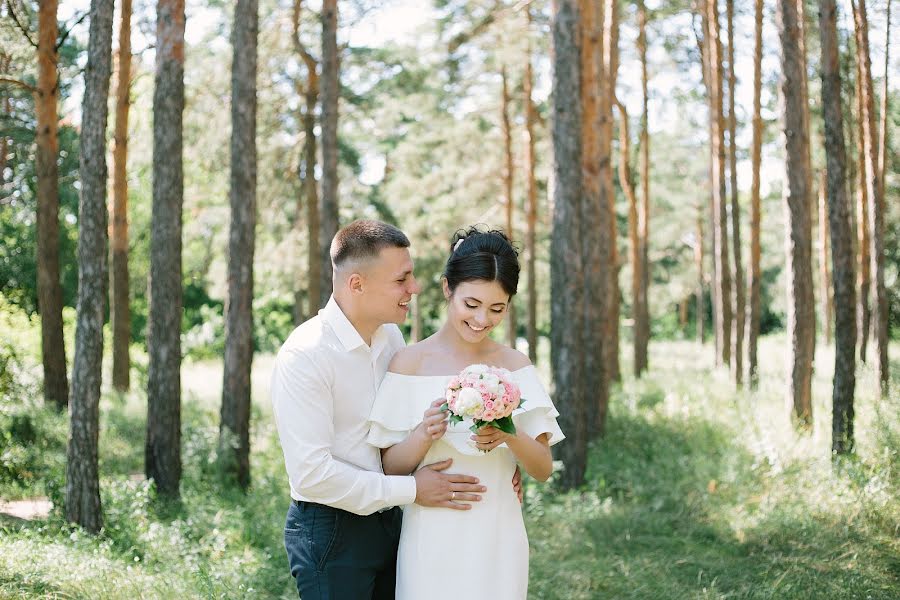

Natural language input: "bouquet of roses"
[441,364,525,435]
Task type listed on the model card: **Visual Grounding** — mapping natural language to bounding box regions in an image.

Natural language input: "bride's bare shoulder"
[387,338,437,375]
[491,344,532,371]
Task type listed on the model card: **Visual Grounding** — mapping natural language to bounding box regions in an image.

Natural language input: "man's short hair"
[330,219,410,269]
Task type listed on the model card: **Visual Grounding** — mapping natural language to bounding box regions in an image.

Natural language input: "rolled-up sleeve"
[271,348,416,515]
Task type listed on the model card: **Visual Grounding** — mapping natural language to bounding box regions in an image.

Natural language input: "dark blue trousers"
[284,501,402,599]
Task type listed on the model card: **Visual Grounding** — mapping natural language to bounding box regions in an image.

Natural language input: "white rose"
[464,364,490,375]
[456,387,484,418]
[482,374,502,396]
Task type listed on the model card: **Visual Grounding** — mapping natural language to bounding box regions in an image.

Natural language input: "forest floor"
[0,336,898,599]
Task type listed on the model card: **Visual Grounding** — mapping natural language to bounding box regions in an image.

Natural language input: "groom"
[272,220,499,599]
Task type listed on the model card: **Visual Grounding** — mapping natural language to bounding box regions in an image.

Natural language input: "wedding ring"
[451,491,456,501]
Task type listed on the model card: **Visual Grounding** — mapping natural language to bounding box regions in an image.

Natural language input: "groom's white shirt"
[271,296,417,516]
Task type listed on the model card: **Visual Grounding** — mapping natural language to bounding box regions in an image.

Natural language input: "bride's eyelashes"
[463,301,503,314]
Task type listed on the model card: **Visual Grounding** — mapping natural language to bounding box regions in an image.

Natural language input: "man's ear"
[348,272,364,295]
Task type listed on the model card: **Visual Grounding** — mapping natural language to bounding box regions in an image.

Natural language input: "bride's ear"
[441,278,451,300]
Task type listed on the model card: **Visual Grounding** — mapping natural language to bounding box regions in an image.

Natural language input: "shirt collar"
[321,295,386,353]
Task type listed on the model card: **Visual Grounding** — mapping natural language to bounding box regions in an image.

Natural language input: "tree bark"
[552,0,588,489]
[318,0,339,309]
[582,0,610,437]
[635,0,650,376]
[696,7,719,357]
[220,0,258,491]
[603,0,620,383]
[67,0,114,533]
[853,37,871,363]
[501,66,516,348]
[615,98,642,377]
[877,0,891,204]
[0,55,10,188]
[852,0,888,393]
[291,0,320,323]
[748,0,763,388]
[707,0,732,368]
[111,0,133,392]
[818,170,833,343]
[524,6,538,365]
[777,0,815,427]
[817,0,856,454]
[796,0,816,365]
[726,0,744,384]
[696,205,705,343]
[146,0,185,498]
[36,0,69,410]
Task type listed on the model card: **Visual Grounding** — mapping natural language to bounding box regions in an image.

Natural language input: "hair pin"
[453,238,464,252]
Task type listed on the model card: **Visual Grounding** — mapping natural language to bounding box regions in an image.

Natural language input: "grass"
[0,337,898,599]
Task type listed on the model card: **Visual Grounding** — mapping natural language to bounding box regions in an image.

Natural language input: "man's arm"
[271,349,416,515]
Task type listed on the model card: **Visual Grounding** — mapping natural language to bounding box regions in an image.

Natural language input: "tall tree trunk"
[877,0,891,203]
[220,0,258,491]
[818,171,833,343]
[524,6,538,365]
[635,0,650,376]
[707,0,732,368]
[36,0,69,410]
[291,0,319,323]
[777,0,815,427]
[696,205,705,343]
[318,0,339,308]
[603,0,620,383]
[854,40,871,363]
[614,99,644,378]
[501,66,516,348]
[582,0,610,437]
[852,0,888,393]
[748,0,763,388]
[1,55,10,188]
[726,0,744,385]
[111,0,133,392]
[796,0,816,365]
[696,7,719,358]
[67,0,114,534]
[146,0,185,498]
[817,0,856,454]
[552,0,588,489]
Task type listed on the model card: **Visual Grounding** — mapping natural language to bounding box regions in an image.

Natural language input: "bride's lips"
[465,321,488,333]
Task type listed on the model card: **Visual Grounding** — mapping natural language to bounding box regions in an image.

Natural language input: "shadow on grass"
[528,408,900,600]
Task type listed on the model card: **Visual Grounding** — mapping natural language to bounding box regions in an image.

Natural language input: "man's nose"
[409,276,422,295]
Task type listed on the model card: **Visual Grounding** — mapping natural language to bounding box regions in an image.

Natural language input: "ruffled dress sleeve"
[367,372,434,449]
[512,366,565,446]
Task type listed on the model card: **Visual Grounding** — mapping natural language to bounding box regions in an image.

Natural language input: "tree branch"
[5,0,38,49]
[292,0,319,94]
[0,76,38,94]
[57,10,90,51]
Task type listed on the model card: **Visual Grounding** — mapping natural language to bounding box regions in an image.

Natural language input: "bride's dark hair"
[443,226,520,296]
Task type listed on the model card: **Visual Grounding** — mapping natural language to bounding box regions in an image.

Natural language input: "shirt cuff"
[386,475,417,506]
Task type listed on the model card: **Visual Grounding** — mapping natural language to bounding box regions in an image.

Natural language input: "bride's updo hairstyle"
[444,226,520,297]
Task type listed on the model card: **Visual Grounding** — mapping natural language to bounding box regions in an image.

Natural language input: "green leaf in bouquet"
[493,416,517,436]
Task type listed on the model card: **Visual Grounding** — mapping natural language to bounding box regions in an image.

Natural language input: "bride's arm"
[472,429,552,482]
[381,399,448,475]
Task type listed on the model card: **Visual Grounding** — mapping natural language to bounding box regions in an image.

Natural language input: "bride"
[367,227,565,600]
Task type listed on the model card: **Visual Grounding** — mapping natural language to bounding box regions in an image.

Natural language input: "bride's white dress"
[368,366,565,600]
